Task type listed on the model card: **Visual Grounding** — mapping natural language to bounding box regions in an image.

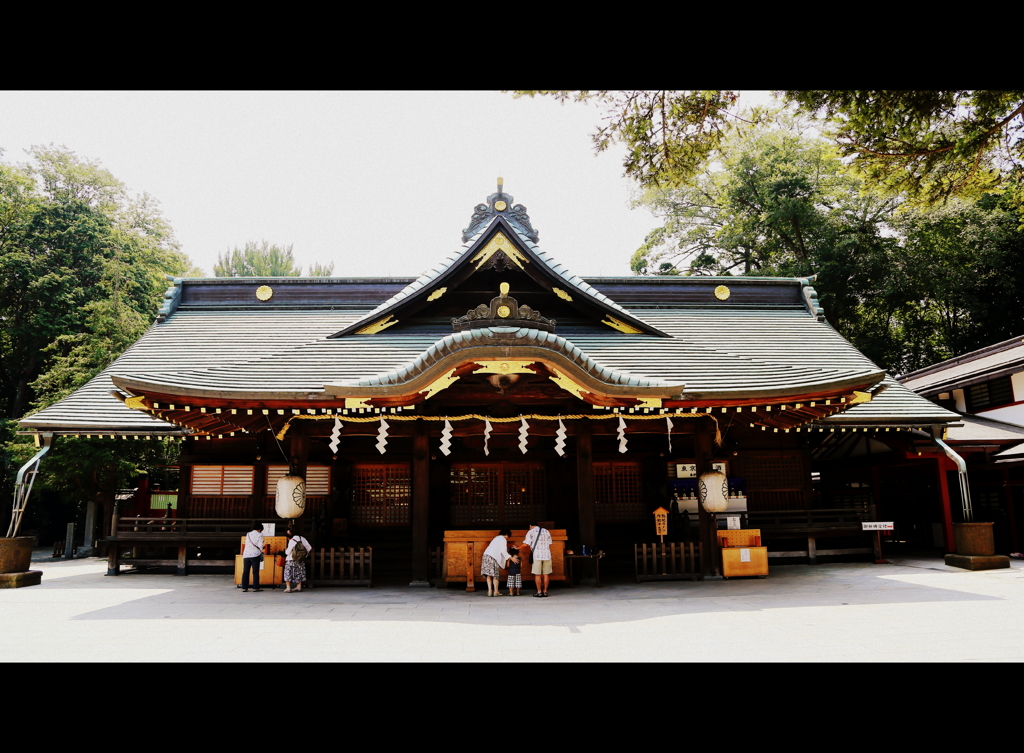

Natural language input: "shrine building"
[19,181,972,583]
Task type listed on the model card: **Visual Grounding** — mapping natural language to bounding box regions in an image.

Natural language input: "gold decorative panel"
[256,285,273,301]
[355,315,398,335]
[602,316,642,334]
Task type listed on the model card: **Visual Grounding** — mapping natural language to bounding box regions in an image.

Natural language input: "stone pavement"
[4,551,1024,662]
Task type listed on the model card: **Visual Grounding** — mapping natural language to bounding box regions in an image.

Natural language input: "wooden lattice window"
[351,464,411,526]
[966,376,1014,412]
[594,462,645,523]
[190,466,254,496]
[450,463,547,526]
[733,452,808,511]
[267,465,331,495]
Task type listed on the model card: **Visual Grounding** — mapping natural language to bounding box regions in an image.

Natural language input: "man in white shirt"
[523,522,553,597]
[241,523,265,592]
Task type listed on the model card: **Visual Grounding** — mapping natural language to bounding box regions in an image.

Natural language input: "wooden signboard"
[653,507,669,540]
[443,529,567,592]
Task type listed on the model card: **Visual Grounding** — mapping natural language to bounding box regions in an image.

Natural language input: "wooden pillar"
[1003,469,1019,553]
[289,423,309,479]
[106,540,120,576]
[936,457,956,553]
[178,464,192,519]
[695,416,716,578]
[411,420,430,585]
[576,419,596,551]
[176,544,187,576]
[251,462,266,522]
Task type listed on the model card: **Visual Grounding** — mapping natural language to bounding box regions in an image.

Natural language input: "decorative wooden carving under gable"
[452,283,555,333]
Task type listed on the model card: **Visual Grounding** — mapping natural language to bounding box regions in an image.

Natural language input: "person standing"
[241,523,265,592]
[283,528,312,593]
[481,529,514,597]
[523,522,552,597]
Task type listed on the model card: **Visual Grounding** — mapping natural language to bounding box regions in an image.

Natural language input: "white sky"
[0,91,775,278]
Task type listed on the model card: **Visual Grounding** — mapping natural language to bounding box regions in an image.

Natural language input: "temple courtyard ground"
[3,551,1023,662]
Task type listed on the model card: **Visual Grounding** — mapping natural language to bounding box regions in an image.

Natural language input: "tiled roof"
[21,275,952,433]
[899,335,1024,394]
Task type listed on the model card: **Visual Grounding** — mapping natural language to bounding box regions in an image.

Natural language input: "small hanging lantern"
[276,475,306,518]
[698,470,729,513]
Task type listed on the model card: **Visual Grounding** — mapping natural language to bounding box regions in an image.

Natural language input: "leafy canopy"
[517,90,1024,213]
[213,240,334,277]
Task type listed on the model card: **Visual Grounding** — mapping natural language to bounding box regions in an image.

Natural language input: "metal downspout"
[6,433,54,538]
[933,436,973,523]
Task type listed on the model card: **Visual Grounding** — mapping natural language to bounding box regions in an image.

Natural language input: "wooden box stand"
[234,535,287,587]
[443,529,567,591]
[718,529,769,578]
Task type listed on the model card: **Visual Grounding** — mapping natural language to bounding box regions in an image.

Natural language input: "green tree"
[517,90,1024,213]
[307,261,335,276]
[783,91,1024,211]
[214,240,301,277]
[631,112,900,365]
[0,146,198,537]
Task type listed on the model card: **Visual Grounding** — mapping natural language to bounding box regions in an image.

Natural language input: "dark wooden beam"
[411,420,430,585]
[576,419,596,551]
[695,416,716,578]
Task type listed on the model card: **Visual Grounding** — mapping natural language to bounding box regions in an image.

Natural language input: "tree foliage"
[0,145,199,419]
[629,112,1024,374]
[213,240,335,277]
[0,146,199,536]
[783,90,1024,211]
[518,90,1024,213]
[214,240,301,277]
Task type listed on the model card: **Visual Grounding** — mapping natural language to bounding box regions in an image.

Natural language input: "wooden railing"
[116,517,254,538]
[634,542,702,582]
[746,508,873,563]
[310,547,372,587]
[746,508,868,536]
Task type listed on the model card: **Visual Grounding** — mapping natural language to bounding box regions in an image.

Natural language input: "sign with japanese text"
[675,462,727,478]
[862,522,894,531]
[653,507,669,537]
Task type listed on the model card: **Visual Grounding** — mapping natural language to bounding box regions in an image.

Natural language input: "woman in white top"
[241,523,265,592]
[481,529,514,597]
[283,528,312,593]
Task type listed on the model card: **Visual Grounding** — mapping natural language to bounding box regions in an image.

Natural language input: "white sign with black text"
[862,522,894,531]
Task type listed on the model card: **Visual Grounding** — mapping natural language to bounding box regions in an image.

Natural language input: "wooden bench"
[108,518,265,576]
[746,509,872,564]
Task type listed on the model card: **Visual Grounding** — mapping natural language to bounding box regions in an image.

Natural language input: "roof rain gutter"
[6,433,53,538]
[934,436,973,522]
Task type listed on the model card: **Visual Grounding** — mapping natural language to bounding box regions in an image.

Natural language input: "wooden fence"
[310,547,372,587]
[634,542,702,582]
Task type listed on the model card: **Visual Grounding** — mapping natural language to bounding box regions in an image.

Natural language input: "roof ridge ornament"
[451,282,555,333]
[462,178,539,243]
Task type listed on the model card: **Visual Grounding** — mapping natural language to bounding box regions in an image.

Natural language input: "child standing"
[506,545,522,596]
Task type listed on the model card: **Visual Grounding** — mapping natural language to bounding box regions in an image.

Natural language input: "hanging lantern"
[276,475,306,518]
[698,470,729,513]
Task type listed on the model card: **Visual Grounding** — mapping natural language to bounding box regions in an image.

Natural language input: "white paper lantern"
[276,475,306,518]
[698,470,729,513]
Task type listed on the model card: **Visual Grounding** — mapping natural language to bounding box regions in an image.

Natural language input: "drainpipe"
[933,436,973,523]
[6,433,54,538]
